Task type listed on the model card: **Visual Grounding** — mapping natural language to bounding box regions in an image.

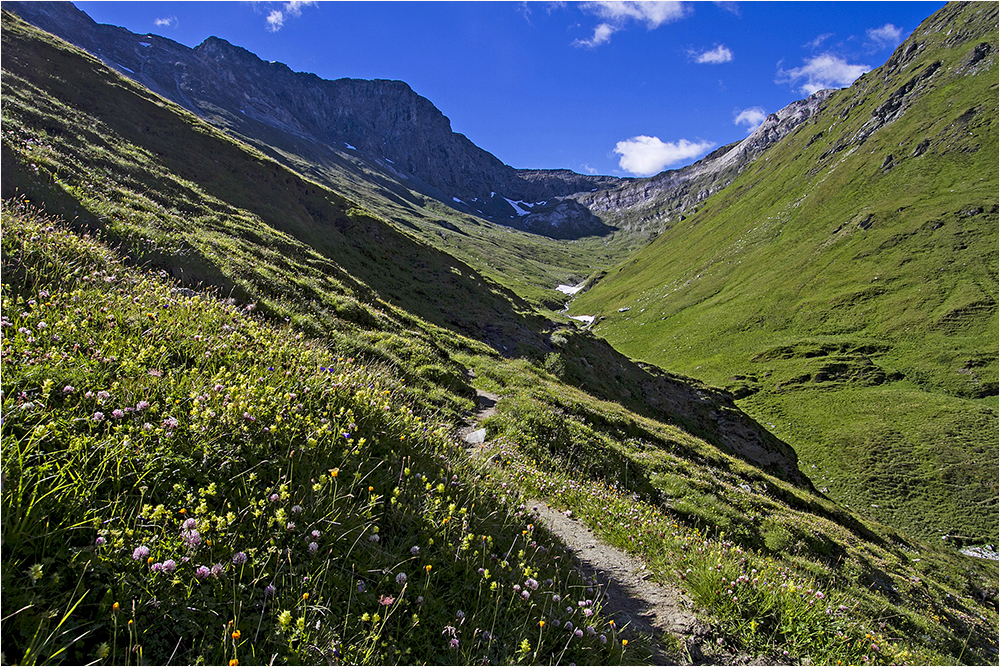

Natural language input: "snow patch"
[556,284,583,296]
[453,197,465,204]
[139,42,151,47]
[503,197,549,217]
[115,63,134,73]
[384,157,394,164]
[569,315,595,325]
[345,143,356,150]
[504,197,531,217]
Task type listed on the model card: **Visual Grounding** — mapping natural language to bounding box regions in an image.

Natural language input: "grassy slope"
[572,2,999,546]
[1,202,632,666]
[2,10,998,666]
[1,10,812,490]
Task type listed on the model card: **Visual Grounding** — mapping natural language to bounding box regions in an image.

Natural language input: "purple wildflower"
[396,572,407,585]
[308,542,319,554]
[92,412,105,422]
[265,584,275,597]
[162,559,177,573]
[132,545,150,560]
[195,565,211,580]
[95,536,106,547]
[232,552,247,565]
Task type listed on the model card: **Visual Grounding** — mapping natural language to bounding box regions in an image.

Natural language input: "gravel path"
[526,501,709,664]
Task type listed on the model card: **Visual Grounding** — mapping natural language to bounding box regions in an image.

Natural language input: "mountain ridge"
[3,0,620,237]
[6,1,830,241]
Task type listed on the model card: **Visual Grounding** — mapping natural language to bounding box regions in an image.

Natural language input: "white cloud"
[867,23,903,47]
[265,1,317,32]
[804,32,833,50]
[574,22,617,47]
[266,10,285,31]
[692,44,733,64]
[734,107,768,132]
[574,1,688,47]
[613,136,715,176]
[715,2,740,16]
[154,16,177,28]
[777,53,870,95]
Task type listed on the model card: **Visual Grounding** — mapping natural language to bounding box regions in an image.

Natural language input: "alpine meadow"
[1,3,997,666]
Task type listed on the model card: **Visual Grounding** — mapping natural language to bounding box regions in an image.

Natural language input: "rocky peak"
[6,1,620,237]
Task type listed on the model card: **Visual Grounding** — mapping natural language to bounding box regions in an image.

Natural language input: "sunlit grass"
[2,10,997,664]
[1,202,627,665]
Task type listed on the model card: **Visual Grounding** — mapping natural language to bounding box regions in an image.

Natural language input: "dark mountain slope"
[4,0,617,237]
[573,1,999,545]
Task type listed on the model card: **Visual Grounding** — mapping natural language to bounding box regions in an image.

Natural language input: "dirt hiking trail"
[458,387,775,664]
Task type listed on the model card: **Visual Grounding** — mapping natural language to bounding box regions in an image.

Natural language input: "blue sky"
[74,1,946,177]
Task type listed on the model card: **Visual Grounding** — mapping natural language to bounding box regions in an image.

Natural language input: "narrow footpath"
[456,386,775,665]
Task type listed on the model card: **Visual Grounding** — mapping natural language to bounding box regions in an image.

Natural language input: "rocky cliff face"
[573,90,836,234]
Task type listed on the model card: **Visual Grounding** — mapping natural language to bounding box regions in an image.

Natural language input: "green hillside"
[2,8,998,667]
[572,2,999,546]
